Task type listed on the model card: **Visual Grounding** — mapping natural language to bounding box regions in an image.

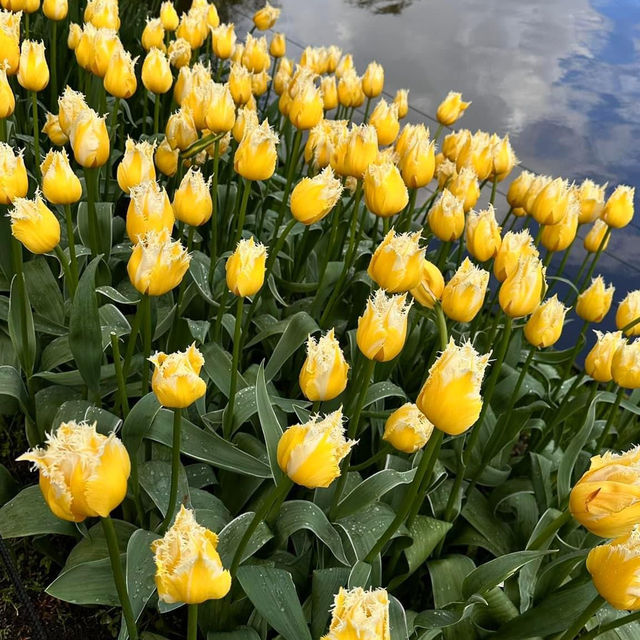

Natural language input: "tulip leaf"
[8,273,36,377]
[188,250,216,304]
[390,595,409,640]
[255,363,284,481]
[96,285,141,305]
[348,560,371,588]
[0,485,76,538]
[52,399,122,435]
[69,257,103,395]
[202,341,249,398]
[207,629,261,640]
[77,202,113,258]
[0,364,29,417]
[23,256,65,325]
[311,567,350,639]
[237,565,312,640]
[363,381,407,408]
[47,556,121,606]
[121,392,162,457]
[217,512,273,568]
[139,460,191,519]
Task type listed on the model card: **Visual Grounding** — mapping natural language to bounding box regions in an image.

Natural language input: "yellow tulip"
[270,32,286,58]
[299,329,349,402]
[417,338,490,435]
[585,331,626,383]
[335,53,354,79]
[499,255,546,318]
[152,506,231,604]
[540,196,579,252]
[289,79,324,130]
[578,179,606,224]
[448,166,480,212]
[456,131,492,182]
[128,229,190,296]
[587,526,640,610]
[277,409,355,489]
[242,33,270,73]
[85,0,119,30]
[398,133,435,189]
[394,123,423,159]
[368,230,424,293]
[229,62,253,105]
[435,158,457,190]
[428,189,465,242]
[41,112,68,146]
[160,1,179,31]
[142,17,165,51]
[530,177,570,225]
[173,167,213,226]
[126,180,175,242]
[204,82,236,133]
[442,258,489,323]
[142,48,172,94]
[383,403,434,454]
[617,291,640,336]
[91,29,122,78]
[251,70,270,97]
[524,295,568,348]
[465,205,502,262]
[74,23,97,70]
[57,86,88,136]
[0,10,20,75]
[117,138,157,194]
[168,38,191,69]
[436,91,471,126]
[363,160,409,218]
[253,1,280,30]
[612,340,640,389]
[362,61,384,98]
[337,68,364,108]
[356,290,411,362]
[155,138,179,177]
[584,219,610,253]
[393,88,409,118]
[368,99,399,147]
[206,4,220,29]
[234,119,279,181]
[69,108,110,168]
[226,237,267,297]
[41,149,82,205]
[9,191,60,254]
[43,0,66,18]
[491,134,518,181]
[166,107,198,151]
[233,105,259,144]
[493,229,538,282]
[211,23,236,59]
[321,588,390,640]
[506,170,535,213]
[410,258,445,309]
[317,75,336,111]
[0,143,28,205]
[441,127,469,162]
[602,185,635,228]
[149,343,207,408]
[331,123,378,179]
[17,421,130,522]
[576,276,615,323]
[176,12,206,50]
[17,40,49,92]
[290,166,343,225]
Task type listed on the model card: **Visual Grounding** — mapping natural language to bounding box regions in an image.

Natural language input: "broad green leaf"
[77,201,113,258]
[207,629,261,640]
[0,364,28,416]
[311,568,350,639]
[121,392,162,457]
[97,285,140,305]
[47,557,120,606]
[237,565,312,640]
[0,464,19,506]
[428,555,476,608]
[140,460,191,519]
[202,341,249,397]
[188,251,215,304]
[390,595,409,640]
[23,256,65,325]
[255,363,284,481]
[265,311,318,381]
[217,512,273,568]
[52,399,121,435]
[461,489,513,556]
[348,560,371,588]
[364,381,407,407]
[8,273,36,377]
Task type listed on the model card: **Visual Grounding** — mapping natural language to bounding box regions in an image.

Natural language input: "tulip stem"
[527,510,571,550]
[224,296,243,440]
[63,204,79,296]
[559,594,604,640]
[103,97,120,201]
[153,94,161,135]
[159,408,182,534]
[84,167,100,259]
[555,319,589,398]
[362,97,372,123]
[123,299,144,380]
[595,386,624,451]
[364,429,444,563]
[140,293,152,395]
[101,516,139,640]
[230,477,292,576]
[433,123,444,143]
[434,303,448,351]
[208,139,221,286]
[546,235,576,295]
[110,332,129,416]
[50,21,58,111]
[31,91,40,180]
[489,177,498,206]
[0,117,6,143]
[187,604,198,640]
[271,129,302,244]
[579,227,612,295]
[233,178,251,247]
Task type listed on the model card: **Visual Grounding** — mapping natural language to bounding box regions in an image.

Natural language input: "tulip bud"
[211,23,236,59]
[456,131,492,182]
[126,180,175,242]
[290,166,343,225]
[152,506,231,604]
[398,134,435,189]
[436,91,471,126]
[0,143,28,205]
[74,22,97,70]
[149,343,207,408]
[167,37,191,69]
[128,229,190,296]
[357,290,411,362]
[499,255,546,318]
[41,112,68,145]
[233,105,259,144]
[524,295,568,348]
[250,70,269,96]
[493,229,538,282]
[441,129,470,162]
[91,29,122,78]
[160,1,179,30]
[226,237,267,297]
[320,75,338,111]
[587,526,640,610]
[441,258,489,323]
[176,11,206,50]
[583,219,609,254]
[612,340,640,389]
[382,403,434,454]
[0,64,14,118]
[269,32,285,58]
[57,86,88,136]
[41,149,82,205]
[299,329,349,402]
[465,205,502,262]
[367,230,423,294]
[576,276,615,324]
[69,108,110,168]
[173,167,213,226]
[410,258,444,309]
[368,99,399,147]
[393,88,409,119]
[602,185,635,228]
[488,134,516,181]
[85,0,120,30]
[448,166,480,212]
[234,119,279,181]
[289,79,324,130]
[335,53,354,79]
[530,177,570,225]
[337,68,364,108]
[102,46,137,98]
[142,48,172,94]
[117,138,156,194]
[540,195,579,252]
[253,1,280,30]
[428,189,465,241]
[577,179,606,224]
[202,82,236,133]
[363,161,409,218]
[142,17,165,52]
[0,10,20,75]
[17,40,49,92]
[225,63,250,106]
[506,170,535,215]
[242,34,270,73]
[42,0,66,19]
[9,191,60,254]
[617,290,640,336]
[155,138,179,177]
[17,421,130,522]
[322,587,390,640]
[585,330,626,383]
[166,107,198,151]
[332,123,378,178]
[417,338,490,435]
[362,61,384,98]
[277,409,354,489]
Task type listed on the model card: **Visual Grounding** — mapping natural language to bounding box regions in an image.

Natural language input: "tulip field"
[1,1,640,638]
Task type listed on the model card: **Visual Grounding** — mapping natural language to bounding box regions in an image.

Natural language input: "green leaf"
[390,595,409,640]
[237,565,312,640]
[217,512,273,568]
[188,250,215,304]
[0,364,29,416]
[0,464,19,506]
[23,256,65,325]
[121,392,162,457]
[462,550,554,599]
[265,311,318,381]
[207,630,261,640]
[77,201,113,259]
[53,399,121,435]
[139,460,190,519]
[255,363,284,481]
[47,557,120,606]
[8,273,36,377]
[276,500,348,564]
[334,467,417,519]
[69,257,102,394]
[364,381,407,407]
[311,568,350,639]
[0,485,76,538]
[96,285,140,305]
[348,560,371,588]
[428,555,476,608]
[202,342,248,397]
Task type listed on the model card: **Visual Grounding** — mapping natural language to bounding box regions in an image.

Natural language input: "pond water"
[221,0,640,343]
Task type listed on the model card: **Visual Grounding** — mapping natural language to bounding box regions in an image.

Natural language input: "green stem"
[433,123,444,142]
[559,595,604,640]
[50,20,58,110]
[84,167,100,259]
[101,516,139,640]
[595,386,624,451]
[224,296,243,439]
[103,97,120,200]
[362,96,372,122]
[579,227,612,294]
[580,609,640,640]
[187,604,198,640]
[556,319,589,396]
[400,188,417,232]
[232,178,251,247]
[63,204,79,296]
[434,304,448,351]
[31,91,40,179]
[349,444,390,472]
[0,117,6,142]
[499,344,535,434]
[153,93,161,134]
[159,408,182,534]
[489,177,498,206]
[622,315,640,335]
[140,294,152,395]
[208,139,220,285]
[123,300,144,379]
[110,332,129,416]
[53,245,72,292]
[142,90,148,135]
[271,129,302,243]
[527,510,571,550]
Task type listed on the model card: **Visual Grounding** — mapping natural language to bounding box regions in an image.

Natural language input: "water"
[222,0,640,342]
